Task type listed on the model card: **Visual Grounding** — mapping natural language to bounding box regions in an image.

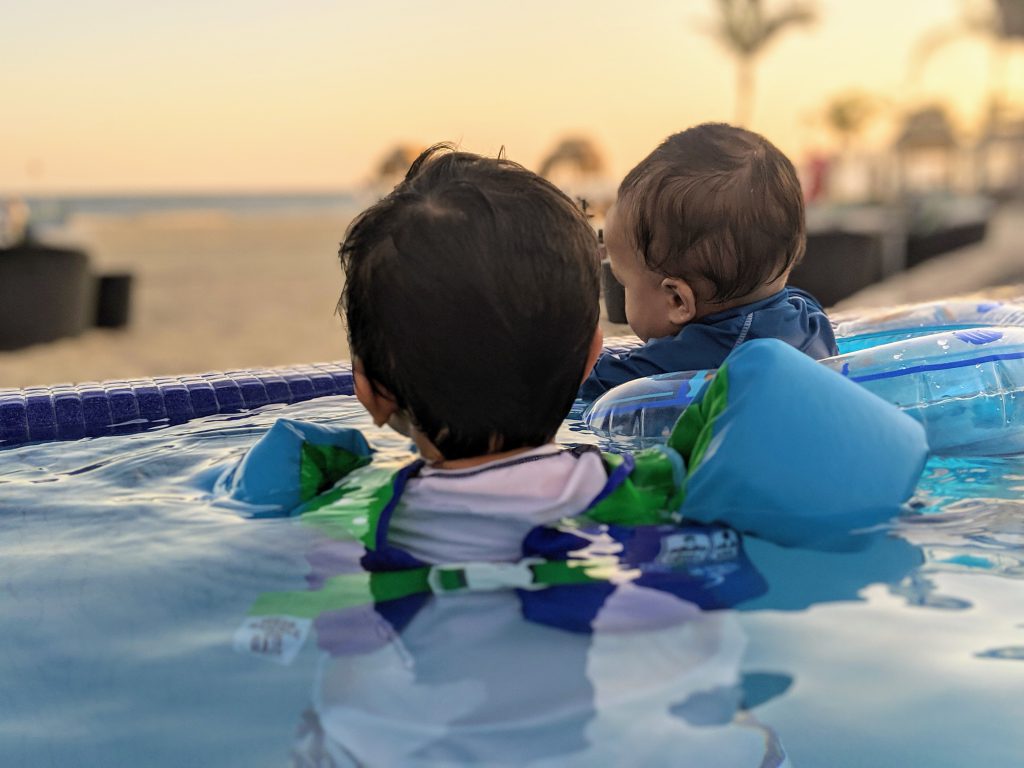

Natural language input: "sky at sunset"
[3,0,1022,193]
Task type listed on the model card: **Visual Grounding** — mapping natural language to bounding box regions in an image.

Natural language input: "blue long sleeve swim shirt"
[580,287,839,401]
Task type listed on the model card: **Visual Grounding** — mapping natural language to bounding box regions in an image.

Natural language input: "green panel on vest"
[588,448,685,525]
[299,465,400,547]
[298,443,372,502]
[669,362,731,484]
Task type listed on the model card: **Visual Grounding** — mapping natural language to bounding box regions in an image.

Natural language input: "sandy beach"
[1,208,358,388]
[3,201,1024,390]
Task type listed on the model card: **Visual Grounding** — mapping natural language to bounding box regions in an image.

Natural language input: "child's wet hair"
[617,123,805,303]
[339,144,600,460]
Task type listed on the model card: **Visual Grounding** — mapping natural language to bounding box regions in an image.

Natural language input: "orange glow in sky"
[2,0,1021,193]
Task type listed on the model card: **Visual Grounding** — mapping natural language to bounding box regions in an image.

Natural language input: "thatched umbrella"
[895,107,957,153]
[375,145,422,182]
[538,137,606,180]
[894,106,959,192]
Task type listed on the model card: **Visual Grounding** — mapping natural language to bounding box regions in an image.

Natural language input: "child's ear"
[660,277,698,326]
[582,326,604,382]
[353,358,400,427]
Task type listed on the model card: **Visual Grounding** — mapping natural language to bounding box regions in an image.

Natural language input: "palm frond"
[909,10,997,80]
[700,0,816,58]
[758,6,816,46]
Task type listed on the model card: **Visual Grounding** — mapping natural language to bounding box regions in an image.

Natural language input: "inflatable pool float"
[833,298,1024,353]
[826,327,1024,455]
[585,324,1024,456]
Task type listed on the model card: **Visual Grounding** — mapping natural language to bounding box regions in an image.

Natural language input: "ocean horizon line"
[6,190,370,228]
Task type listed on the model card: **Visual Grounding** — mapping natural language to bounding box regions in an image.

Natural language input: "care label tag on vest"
[233,615,312,666]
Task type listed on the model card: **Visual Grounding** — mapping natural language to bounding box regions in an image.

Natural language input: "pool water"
[1,396,1023,767]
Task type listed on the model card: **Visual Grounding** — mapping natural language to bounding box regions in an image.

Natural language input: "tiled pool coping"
[0,336,642,447]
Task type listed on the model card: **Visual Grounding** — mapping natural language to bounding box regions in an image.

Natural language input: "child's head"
[606,123,805,341]
[339,145,601,462]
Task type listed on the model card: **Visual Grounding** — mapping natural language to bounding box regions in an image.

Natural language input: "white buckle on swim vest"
[426,558,546,594]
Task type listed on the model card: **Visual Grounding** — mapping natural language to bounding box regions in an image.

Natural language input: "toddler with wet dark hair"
[338,144,610,563]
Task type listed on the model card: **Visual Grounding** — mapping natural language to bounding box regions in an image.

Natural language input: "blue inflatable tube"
[833,298,1024,353]
[826,327,1024,455]
[0,362,353,448]
[586,327,1024,456]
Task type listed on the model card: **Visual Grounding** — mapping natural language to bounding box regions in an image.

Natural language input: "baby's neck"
[694,277,787,319]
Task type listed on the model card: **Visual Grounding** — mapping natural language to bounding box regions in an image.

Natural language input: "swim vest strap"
[426,559,547,593]
[249,556,608,618]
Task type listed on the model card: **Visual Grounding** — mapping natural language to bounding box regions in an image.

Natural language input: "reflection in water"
[975,646,1024,661]
[267,573,789,766]
[238,491,1024,767]
[237,512,934,766]
[889,572,973,610]
[912,455,1024,519]
[229,500,803,766]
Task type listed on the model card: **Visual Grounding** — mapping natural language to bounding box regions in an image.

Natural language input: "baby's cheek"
[623,291,644,323]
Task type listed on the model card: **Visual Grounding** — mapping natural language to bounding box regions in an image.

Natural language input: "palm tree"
[913,0,1024,113]
[702,0,816,127]
[822,91,883,152]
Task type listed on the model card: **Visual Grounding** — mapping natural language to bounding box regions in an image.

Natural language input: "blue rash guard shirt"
[580,287,839,400]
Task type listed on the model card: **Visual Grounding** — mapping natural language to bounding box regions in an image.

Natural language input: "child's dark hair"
[339,144,600,460]
[617,123,805,303]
